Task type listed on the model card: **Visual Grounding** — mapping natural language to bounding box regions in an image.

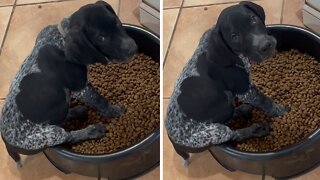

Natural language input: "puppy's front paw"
[85,123,107,139]
[266,103,290,117]
[99,104,127,118]
[251,123,271,137]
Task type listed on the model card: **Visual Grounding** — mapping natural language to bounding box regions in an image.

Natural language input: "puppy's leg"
[185,123,270,148]
[67,123,106,143]
[237,84,290,117]
[233,123,271,141]
[5,123,106,158]
[72,83,125,118]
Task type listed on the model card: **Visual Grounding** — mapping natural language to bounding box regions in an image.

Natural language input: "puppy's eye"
[250,15,258,24]
[231,33,239,41]
[98,36,106,42]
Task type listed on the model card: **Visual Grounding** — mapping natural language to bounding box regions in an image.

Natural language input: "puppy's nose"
[260,41,272,53]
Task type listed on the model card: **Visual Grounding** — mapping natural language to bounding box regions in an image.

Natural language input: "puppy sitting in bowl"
[165,1,290,166]
[0,1,137,167]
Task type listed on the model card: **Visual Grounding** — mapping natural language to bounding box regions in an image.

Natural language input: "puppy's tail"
[1,134,22,168]
[6,146,22,168]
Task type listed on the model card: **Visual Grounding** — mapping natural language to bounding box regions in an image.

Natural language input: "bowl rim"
[123,23,160,40]
[214,24,320,159]
[48,23,160,161]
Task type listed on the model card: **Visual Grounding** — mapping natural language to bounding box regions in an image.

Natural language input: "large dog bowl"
[44,24,160,180]
[209,25,320,179]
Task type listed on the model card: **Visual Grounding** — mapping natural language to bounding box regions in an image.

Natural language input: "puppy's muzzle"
[110,38,138,63]
[255,35,277,60]
[259,36,276,54]
[120,37,138,62]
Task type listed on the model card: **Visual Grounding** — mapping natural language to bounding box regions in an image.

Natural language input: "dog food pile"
[63,53,160,154]
[229,49,320,152]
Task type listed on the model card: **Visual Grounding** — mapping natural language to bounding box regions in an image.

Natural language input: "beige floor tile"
[294,167,320,180]
[0,0,119,98]
[257,0,283,24]
[163,8,179,60]
[282,0,304,27]
[17,0,74,5]
[164,0,182,9]
[183,0,256,7]
[0,0,15,6]
[138,167,160,180]
[119,0,141,26]
[0,7,12,49]
[163,0,282,97]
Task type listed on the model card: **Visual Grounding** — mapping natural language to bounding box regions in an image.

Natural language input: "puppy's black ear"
[64,28,106,65]
[207,30,235,67]
[240,1,265,23]
[95,0,116,15]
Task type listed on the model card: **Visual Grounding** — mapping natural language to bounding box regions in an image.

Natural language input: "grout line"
[180,0,260,9]
[15,0,78,7]
[163,0,184,67]
[0,4,14,8]
[0,0,17,55]
[163,6,181,10]
[280,0,285,24]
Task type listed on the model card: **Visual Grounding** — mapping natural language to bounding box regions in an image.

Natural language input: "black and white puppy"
[0,1,137,167]
[165,1,290,166]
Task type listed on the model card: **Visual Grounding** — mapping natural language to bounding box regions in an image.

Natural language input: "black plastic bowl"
[43,24,160,180]
[210,25,320,179]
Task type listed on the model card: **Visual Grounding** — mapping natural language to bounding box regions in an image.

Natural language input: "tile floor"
[0,0,159,179]
[163,0,320,179]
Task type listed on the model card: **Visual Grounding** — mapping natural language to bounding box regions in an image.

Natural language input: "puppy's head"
[215,1,276,63]
[65,1,138,65]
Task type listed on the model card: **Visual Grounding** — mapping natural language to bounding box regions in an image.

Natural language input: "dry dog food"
[63,53,160,154]
[229,49,320,152]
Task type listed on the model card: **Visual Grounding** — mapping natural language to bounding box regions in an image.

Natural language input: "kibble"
[63,53,160,154]
[229,49,320,152]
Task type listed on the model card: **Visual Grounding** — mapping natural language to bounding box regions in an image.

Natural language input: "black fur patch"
[178,77,234,123]
[16,73,68,124]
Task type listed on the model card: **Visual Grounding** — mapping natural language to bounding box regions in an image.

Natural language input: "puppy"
[165,1,290,166]
[0,1,137,167]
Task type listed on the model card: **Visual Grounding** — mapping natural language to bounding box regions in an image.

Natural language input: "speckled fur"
[0,18,69,150]
[165,29,237,148]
